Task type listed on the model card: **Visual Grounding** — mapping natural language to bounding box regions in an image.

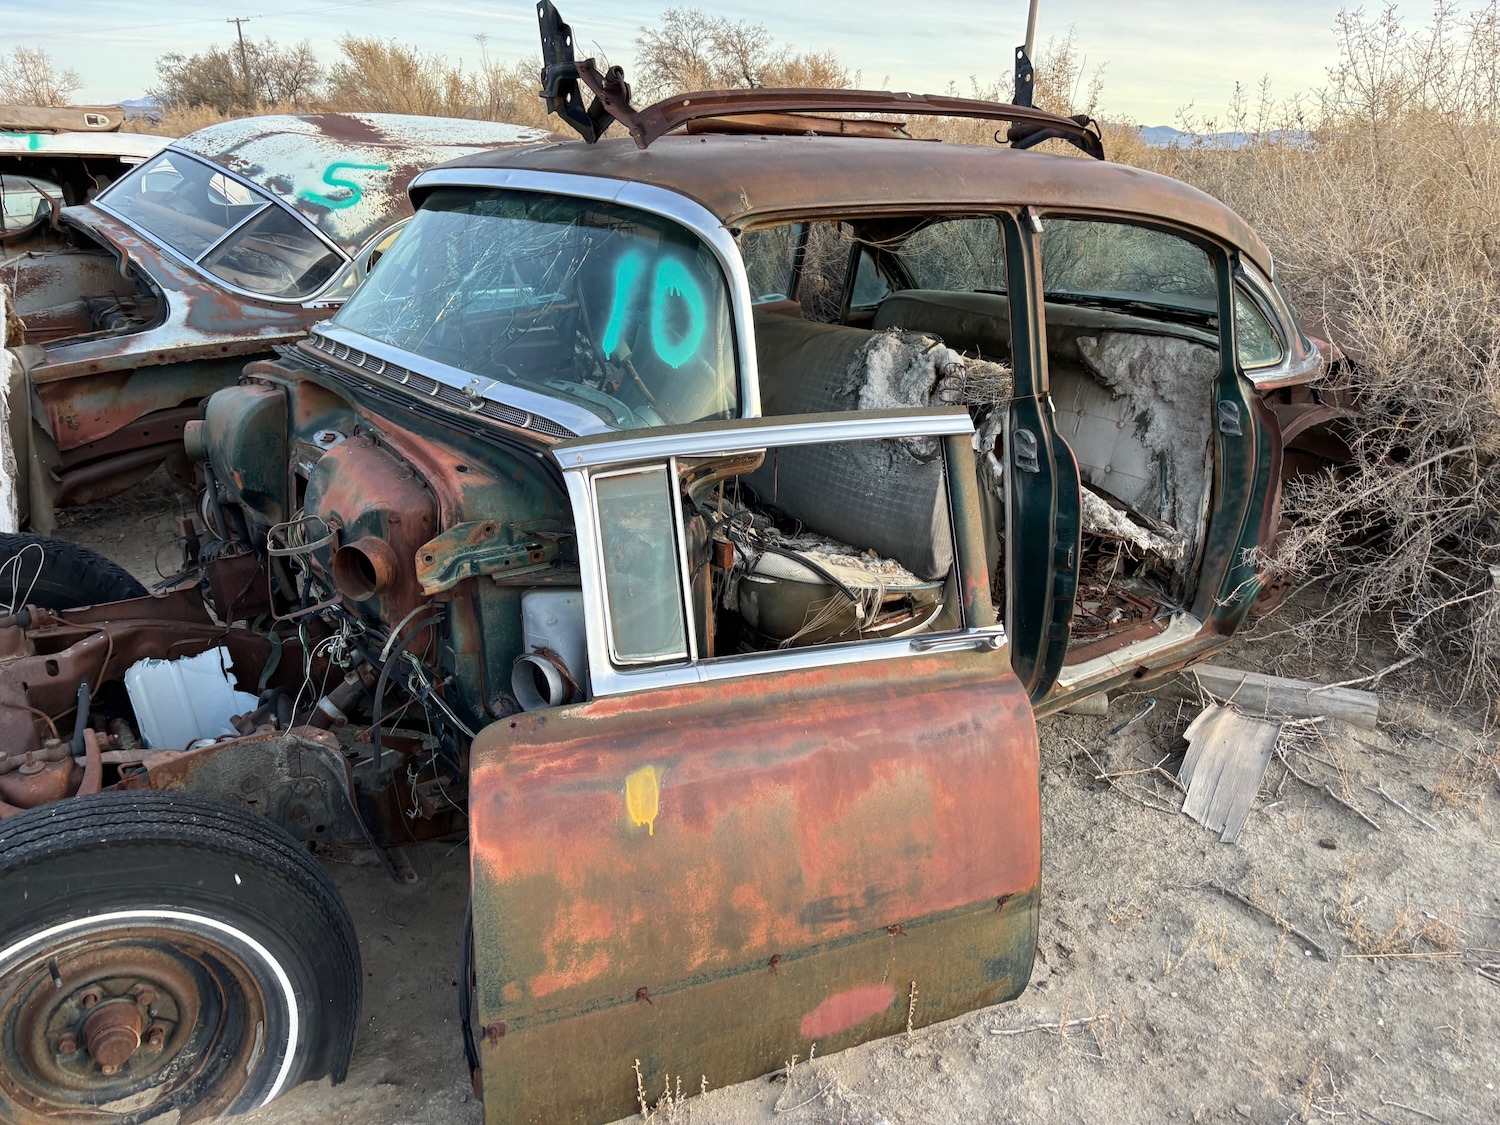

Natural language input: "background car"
[0,111,556,531]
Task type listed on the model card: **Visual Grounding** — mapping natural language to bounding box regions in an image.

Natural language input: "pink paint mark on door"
[798,984,897,1039]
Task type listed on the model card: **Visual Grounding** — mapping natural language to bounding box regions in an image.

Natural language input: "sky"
[0,0,1474,126]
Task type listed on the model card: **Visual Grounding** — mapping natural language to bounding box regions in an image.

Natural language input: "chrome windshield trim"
[310,323,613,437]
[551,409,974,471]
[410,166,763,420]
[93,147,353,305]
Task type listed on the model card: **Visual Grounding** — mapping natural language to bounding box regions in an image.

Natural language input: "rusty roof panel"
[176,112,561,251]
[424,133,1274,274]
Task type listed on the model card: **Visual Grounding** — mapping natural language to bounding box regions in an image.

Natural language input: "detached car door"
[469,408,1040,1125]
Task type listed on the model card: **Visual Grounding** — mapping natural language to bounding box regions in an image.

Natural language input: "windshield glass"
[332,188,738,430]
[100,151,342,298]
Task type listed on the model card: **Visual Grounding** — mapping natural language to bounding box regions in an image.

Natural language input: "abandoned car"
[1,104,169,261]
[1,111,553,532]
[0,8,1349,1123]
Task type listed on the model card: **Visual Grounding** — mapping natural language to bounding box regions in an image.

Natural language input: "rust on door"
[469,647,1039,1124]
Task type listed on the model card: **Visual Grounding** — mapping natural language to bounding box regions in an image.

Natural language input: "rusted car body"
[0,6,1351,1121]
[2,112,553,528]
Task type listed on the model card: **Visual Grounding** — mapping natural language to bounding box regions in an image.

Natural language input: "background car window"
[738,224,803,303]
[897,217,1007,293]
[0,176,59,234]
[103,152,268,260]
[1235,286,1284,368]
[1041,219,1216,313]
[199,205,343,299]
[594,466,689,665]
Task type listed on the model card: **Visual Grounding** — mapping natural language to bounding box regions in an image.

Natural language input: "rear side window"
[1234,286,1284,368]
[1041,219,1216,314]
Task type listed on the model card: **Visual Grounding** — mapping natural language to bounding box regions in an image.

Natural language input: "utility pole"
[1014,0,1039,107]
[227,16,254,111]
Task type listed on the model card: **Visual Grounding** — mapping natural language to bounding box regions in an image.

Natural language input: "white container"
[123,646,260,749]
[513,589,587,709]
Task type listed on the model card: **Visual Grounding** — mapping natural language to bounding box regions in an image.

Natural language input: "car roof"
[173,112,559,252]
[422,132,1273,275]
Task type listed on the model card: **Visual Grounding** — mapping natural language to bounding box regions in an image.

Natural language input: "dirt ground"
[55,477,1500,1125]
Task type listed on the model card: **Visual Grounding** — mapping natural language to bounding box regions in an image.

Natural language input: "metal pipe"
[1025,0,1040,61]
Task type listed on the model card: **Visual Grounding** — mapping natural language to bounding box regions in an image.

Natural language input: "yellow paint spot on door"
[625,766,660,836]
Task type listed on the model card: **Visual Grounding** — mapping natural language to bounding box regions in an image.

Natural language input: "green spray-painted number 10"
[600,251,707,370]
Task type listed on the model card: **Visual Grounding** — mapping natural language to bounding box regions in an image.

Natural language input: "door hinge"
[1013,427,1041,473]
[1217,400,1243,436]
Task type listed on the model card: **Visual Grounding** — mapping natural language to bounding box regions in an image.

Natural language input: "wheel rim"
[0,910,298,1120]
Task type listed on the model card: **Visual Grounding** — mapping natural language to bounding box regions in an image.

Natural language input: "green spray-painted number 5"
[600,251,707,370]
[299,161,390,210]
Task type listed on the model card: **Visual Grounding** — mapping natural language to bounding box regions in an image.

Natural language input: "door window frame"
[556,409,1002,698]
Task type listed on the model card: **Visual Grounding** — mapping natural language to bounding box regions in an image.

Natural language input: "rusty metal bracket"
[415,521,557,594]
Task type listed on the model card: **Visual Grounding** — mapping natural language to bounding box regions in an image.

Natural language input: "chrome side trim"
[552,409,974,470]
[410,167,763,420]
[312,323,605,437]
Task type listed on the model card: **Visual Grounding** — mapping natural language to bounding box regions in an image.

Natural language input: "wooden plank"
[1191,664,1381,729]
[1179,703,1281,843]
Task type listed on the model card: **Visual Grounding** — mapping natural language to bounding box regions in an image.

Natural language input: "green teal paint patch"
[600,250,645,359]
[0,133,43,151]
[600,250,709,370]
[651,257,706,369]
[298,161,390,210]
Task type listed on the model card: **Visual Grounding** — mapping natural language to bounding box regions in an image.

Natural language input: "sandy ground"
[53,479,1500,1125]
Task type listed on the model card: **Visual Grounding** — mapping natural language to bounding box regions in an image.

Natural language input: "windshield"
[99,151,344,299]
[332,188,739,430]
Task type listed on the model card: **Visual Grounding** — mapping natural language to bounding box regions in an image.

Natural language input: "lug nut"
[78,991,100,1009]
[146,1026,166,1049]
[100,1064,118,1076]
[56,1033,77,1054]
[132,985,155,1007]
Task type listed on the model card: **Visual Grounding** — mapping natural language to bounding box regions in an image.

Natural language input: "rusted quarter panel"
[470,648,1039,1124]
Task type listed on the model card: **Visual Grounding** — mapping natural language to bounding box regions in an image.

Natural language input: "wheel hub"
[82,999,145,1073]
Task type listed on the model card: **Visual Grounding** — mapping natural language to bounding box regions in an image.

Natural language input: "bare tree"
[0,47,82,107]
[633,8,848,101]
[153,38,324,114]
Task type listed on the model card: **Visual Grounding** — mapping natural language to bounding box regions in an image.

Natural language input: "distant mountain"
[120,97,162,122]
[1136,124,1312,150]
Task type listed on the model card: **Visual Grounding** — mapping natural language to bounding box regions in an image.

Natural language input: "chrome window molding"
[560,409,990,699]
[410,167,763,420]
[93,147,352,306]
[312,322,608,437]
[1236,261,1322,387]
[552,408,974,471]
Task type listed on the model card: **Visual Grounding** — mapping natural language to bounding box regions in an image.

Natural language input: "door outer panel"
[470,649,1040,1125]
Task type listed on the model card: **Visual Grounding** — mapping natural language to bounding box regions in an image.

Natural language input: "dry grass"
[1335,856,1465,956]
[1122,4,1500,710]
